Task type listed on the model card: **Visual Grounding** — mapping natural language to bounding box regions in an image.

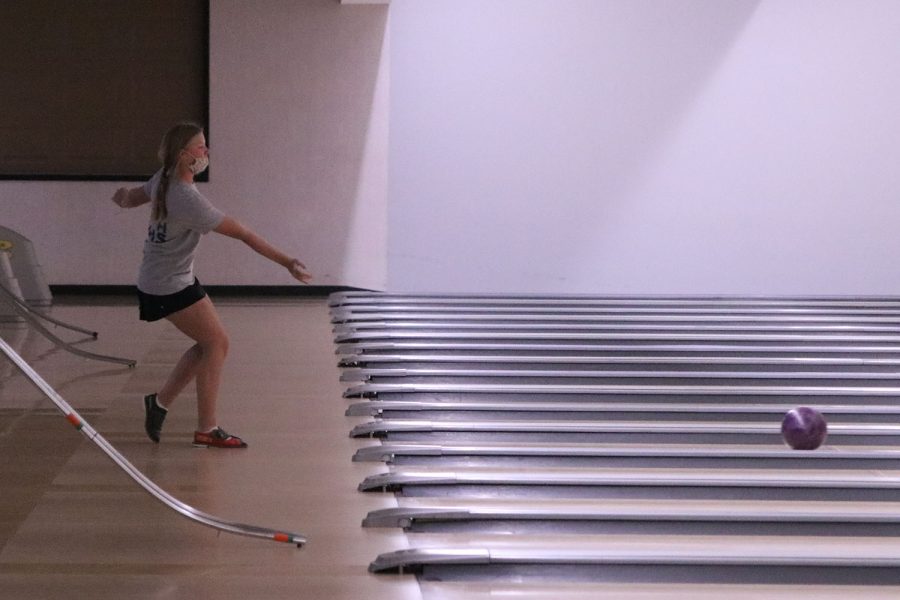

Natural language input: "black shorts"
[137,278,207,322]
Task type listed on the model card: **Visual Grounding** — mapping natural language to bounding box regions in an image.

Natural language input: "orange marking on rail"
[66,413,82,429]
[273,533,290,543]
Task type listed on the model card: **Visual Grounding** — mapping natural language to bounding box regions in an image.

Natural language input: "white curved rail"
[0,336,306,547]
[0,282,135,366]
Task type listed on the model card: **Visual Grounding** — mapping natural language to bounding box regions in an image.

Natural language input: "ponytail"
[152,122,204,222]
[152,167,172,222]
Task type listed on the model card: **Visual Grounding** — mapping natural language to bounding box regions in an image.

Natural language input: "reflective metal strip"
[340,367,900,382]
[349,419,898,438]
[362,503,900,528]
[351,442,900,462]
[0,336,306,547]
[367,539,900,573]
[338,352,900,368]
[329,292,900,308]
[334,321,900,333]
[331,309,900,322]
[369,548,491,573]
[357,467,900,492]
[343,381,900,398]
[336,341,900,355]
[334,330,900,344]
[343,400,900,417]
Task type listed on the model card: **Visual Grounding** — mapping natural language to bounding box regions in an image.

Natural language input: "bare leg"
[162,297,229,431]
[156,344,202,408]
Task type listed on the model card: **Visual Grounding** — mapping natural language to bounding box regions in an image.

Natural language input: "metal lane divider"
[365,536,900,584]
[348,418,900,446]
[339,366,900,384]
[334,328,900,344]
[361,499,900,536]
[333,320,900,333]
[331,308,900,322]
[339,351,900,365]
[351,441,900,470]
[338,352,900,371]
[356,466,900,502]
[336,340,900,356]
[328,291,900,308]
[332,292,900,585]
[0,336,307,547]
[343,399,900,421]
[343,381,900,402]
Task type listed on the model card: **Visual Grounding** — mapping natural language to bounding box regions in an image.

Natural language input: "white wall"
[5,1,900,297]
[0,0,389,290]
[388,0,900,295]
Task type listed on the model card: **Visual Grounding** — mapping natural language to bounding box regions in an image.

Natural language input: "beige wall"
[0,0,389,289]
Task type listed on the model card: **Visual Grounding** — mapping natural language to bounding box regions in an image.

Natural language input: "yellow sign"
[0,240,12,251]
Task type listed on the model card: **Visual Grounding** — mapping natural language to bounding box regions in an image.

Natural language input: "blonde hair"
[152,122,204,221]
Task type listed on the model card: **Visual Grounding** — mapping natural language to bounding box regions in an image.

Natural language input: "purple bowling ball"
[781,406,828,450]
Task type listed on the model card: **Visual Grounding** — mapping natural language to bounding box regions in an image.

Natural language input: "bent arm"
[214,216,311,283]
[112,186,151,208]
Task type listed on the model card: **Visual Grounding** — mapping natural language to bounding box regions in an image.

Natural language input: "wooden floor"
[0,296,419,600]
[3,295,900,600]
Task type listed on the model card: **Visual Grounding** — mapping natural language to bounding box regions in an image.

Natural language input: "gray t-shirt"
[137,170,225,295]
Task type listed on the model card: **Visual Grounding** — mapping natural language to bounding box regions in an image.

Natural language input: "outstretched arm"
[112,186,151,208]
[214,216,312,283]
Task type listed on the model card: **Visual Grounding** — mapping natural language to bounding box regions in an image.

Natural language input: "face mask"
[187,153,209,175]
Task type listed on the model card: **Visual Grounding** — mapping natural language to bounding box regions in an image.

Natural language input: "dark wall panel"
[0,0,208,180]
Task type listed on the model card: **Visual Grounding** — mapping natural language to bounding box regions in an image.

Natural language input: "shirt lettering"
[147,222,168,243]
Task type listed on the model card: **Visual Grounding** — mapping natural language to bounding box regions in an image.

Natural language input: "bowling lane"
[334,329,900,348]
[344,382,900,407]
[345,400,900,423]
[332,292,900,588]
[364,497,900,536]
[331,309,900,324]
[350,419,900,446]
[341,366,900,388]
[367,532,900,584]
[336,340,900,359]
[358,466,900,502]
[339,352,900,373]
[352,441,900,470]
